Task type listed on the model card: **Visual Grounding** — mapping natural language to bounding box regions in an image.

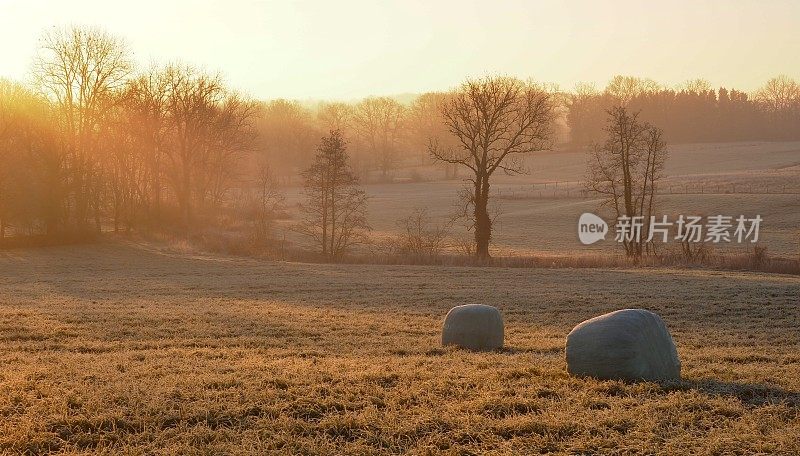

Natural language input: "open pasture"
[0,244,798,454]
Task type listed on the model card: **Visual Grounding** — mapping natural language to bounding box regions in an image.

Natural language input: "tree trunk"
[328,164,337,260]
[153,146,161,226]
[182,161,192,233]
[321,184,328,258]
[94,189,102,233]
[329,192,336,260]
[474,179,491,260]
[113,195,120,233]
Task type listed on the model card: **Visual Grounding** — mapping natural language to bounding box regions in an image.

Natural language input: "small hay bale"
[441,304,504,351]
[566,308,680,382]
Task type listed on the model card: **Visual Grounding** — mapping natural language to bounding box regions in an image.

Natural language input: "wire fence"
[494,182,800,200]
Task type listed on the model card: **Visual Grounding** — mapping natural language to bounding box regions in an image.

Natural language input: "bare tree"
[202,93,258,210]
[122,67,170,225]
[33,26,132,232]
[295,130,370,260]
[756,75,800,113]
[162,64,224,228]
[0,79,65,238]
[586,106,668,258]
[256,99,319,181]
[566,83,609,147]
[249,160,285,243]
[407,93,460,177]
[317,102,353,133]
[679,78,713,94]
[388,207,449,258]
[605,75,660,105]
[429,76,554,259]
[97,92,139,232]
[0,80,26,238]
[352,97,406,178]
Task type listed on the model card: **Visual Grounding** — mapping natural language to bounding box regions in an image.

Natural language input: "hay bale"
[566,309,680,381]
[441,304,504,350]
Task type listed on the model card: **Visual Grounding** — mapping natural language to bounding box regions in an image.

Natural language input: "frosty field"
[1,243,798,454]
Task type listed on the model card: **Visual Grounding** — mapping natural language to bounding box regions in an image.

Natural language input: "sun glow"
[1,0,799,100]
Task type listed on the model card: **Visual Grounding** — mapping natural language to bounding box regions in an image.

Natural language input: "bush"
[384,208,449,258]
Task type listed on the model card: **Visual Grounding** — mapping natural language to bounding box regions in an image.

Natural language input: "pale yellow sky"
[1,0,797,100]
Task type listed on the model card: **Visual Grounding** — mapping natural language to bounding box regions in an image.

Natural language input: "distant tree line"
[567,75,800,146]
[258,93,455,181]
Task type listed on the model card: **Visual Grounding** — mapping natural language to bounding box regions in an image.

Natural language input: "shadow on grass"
[430,346,556,355]
[500,346,562,355]
[665,379,800,407]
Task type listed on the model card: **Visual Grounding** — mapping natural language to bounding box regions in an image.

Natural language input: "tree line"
[0,27,258,238]
[0,26,453,242]
[259,92,456,181]
[567,75,800,146]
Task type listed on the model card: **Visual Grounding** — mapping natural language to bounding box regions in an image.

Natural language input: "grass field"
[1,243,798,454]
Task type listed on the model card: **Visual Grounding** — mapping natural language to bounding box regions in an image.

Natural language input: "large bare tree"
[430,76,554,259]
[158,64,258,229]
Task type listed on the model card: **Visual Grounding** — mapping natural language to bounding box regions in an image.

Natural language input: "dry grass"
[0,242,798,454]
[153,229,800,276]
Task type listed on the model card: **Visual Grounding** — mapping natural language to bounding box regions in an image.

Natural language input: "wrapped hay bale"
[441,304,504,350]
[566,308,680,381]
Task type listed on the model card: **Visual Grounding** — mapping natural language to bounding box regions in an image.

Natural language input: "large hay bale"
[566,309,680,382]
[441,304,504,350]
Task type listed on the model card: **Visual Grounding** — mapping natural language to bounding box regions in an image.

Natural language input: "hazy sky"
[1,0,798,100]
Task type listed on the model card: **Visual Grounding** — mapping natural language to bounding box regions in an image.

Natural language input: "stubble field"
[1,243,798,454]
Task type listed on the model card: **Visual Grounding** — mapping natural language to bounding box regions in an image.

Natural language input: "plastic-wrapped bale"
[566,309,680,381]
[441,304,504,351]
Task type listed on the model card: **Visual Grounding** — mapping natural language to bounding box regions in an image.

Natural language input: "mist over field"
[0,1,798,454]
